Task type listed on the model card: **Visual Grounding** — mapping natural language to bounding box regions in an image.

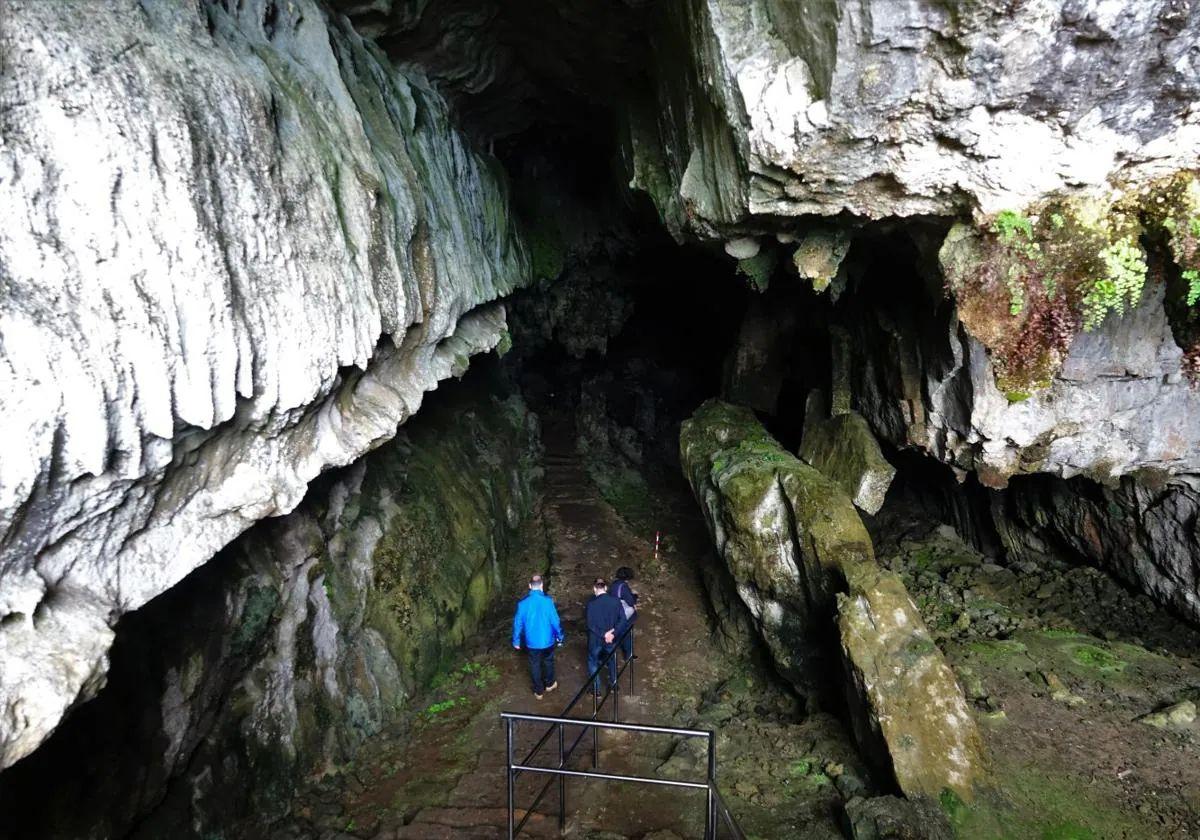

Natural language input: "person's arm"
[550,602,564,643]
[512,601,524,649]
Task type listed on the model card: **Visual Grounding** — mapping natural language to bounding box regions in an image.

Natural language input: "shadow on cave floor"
[278,413,865,839]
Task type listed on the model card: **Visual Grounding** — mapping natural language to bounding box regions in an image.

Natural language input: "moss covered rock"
[800,391,896,515]
[681,400,981,799]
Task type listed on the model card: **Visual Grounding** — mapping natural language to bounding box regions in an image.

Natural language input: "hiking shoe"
[534,692,544,700]
[545,681,559,693]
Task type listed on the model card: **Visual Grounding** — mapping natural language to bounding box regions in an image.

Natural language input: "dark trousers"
[527,646,556,694]
[618,621,633,660]
[587,634,618,692]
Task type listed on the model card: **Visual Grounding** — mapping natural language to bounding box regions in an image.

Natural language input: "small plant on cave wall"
[940,171,1200,395]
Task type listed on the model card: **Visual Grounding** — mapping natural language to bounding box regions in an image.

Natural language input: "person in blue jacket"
[512,573,564,699]
[585,578,628,695]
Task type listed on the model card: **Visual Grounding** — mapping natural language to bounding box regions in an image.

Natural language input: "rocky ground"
[271,416,874,839]
[875,516,1200,839]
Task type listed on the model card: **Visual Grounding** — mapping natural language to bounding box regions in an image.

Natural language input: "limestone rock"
[1137,700,1197,730]
[792,229,850,295]
[723,295,797,415]
[680,400,981,798]
[800,391,895,515]
[627,0,1200,231]
[0,379,541,838]
[838,569,982,799]
[843,794,953,840]
[0,0,527,769]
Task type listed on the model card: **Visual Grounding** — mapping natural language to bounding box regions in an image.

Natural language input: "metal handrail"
[500,620,745,839]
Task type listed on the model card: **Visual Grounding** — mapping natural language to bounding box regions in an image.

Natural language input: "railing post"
[706,732,717,840]
[591,684,598,768]
[557,722,566,832]
[629,625,635,696]
[612,678,619,722]
[506,718,515,840]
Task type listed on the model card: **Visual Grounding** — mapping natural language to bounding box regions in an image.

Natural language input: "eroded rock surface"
[800,391,895,515]
[680,400,981,798]
[0,0,526,769]
[628,0,1200,232]
[0,375,540,839]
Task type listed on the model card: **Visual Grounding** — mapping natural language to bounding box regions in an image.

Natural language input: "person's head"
[615,566,634,582]
[529,574,544,592]
[592,577,607,595]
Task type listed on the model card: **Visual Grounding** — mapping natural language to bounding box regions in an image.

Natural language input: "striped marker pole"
[654,531,661,565]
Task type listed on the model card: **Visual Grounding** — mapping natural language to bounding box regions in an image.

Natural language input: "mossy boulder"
[680,400,981,799]
[800,391,896,515]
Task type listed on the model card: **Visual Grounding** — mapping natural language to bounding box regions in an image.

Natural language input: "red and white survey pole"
[654,530,661,565]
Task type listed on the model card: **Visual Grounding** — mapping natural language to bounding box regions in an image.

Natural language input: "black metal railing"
[500,621,745,839]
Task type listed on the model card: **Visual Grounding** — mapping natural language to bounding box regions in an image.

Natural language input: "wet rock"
[0,381,542,838]
[680,401,981,798]
[0,0,527,768]
[843,795,953,840]
[1138,701,1197,730]
[800,391,896,515]
[724,295,798,415]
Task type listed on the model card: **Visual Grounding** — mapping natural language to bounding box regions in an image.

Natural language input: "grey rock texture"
[0,377,541,838]
[0,0,526,769]
[628,0,1200,233]
[680,400,981,798]
[800,391,895,515]
[846,275,1200,488]
[995,473,1200,626]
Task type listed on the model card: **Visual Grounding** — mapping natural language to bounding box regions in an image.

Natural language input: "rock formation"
[0,373,541,838]
[680,400,981,798]
[0,0,526,770]
[628,0,1200,229]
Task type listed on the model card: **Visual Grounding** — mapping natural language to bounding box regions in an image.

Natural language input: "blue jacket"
[512,590,564,650]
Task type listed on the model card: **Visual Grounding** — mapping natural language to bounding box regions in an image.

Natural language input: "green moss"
[231,586,279,658]
[1042,823,1096,840]
[1005,390,1032,403]
[942,172,1200,391]
[1068,644,1125,673]
[968,639,1028,659]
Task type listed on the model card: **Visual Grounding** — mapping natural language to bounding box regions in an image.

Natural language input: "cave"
[3,2,1200,839]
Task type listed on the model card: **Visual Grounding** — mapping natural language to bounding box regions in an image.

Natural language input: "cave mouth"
[7,3,1200,839]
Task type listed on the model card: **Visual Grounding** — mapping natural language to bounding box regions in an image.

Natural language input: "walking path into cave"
[298,417,859,840]
[312,420,748,840]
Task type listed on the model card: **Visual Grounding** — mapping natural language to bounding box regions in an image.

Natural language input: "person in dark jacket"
[512,574,564,699]
[584,578,628,695]
[610,566,639,662]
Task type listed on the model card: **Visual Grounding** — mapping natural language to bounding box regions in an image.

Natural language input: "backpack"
[613,580,637,620]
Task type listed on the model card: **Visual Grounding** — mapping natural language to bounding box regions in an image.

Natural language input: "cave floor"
[283,417,863,840]
[876,523,1200,839]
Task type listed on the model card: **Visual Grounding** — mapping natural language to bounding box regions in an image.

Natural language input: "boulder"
[680,400,981,798]
[800,391,896,515]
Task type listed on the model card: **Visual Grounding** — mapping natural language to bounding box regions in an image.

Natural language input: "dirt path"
[318,419,727,839]
[298,417,864,840]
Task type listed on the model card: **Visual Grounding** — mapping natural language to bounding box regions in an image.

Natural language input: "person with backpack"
[512,574,564,700]
[610,566,639,662]
[584,578,628,696]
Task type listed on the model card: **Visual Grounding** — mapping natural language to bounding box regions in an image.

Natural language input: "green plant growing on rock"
[941,172,1200,392]
[1080,237,1147,330]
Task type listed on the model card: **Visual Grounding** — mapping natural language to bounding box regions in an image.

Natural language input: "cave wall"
[626,0,1200,230]
[0,0,527,769]
[0,368,541,839]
